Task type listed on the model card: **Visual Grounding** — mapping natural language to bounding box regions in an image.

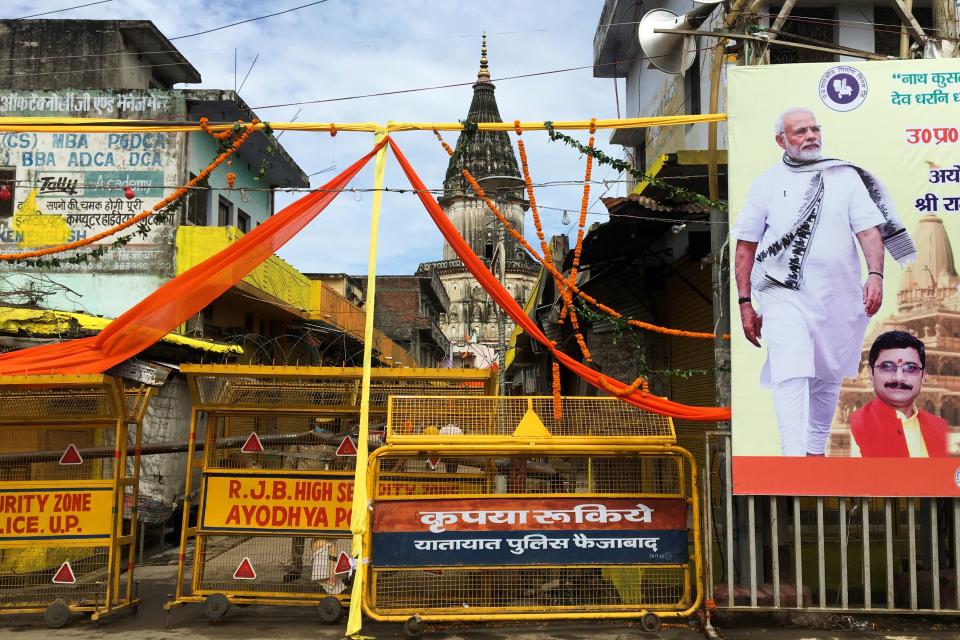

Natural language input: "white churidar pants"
[771,377,842,456]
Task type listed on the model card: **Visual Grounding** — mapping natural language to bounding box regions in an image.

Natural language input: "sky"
[6,0,628,275]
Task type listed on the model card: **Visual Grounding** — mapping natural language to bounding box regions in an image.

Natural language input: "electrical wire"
[168,1,330,41]
[0,11,942,67]
[16,0,112,19]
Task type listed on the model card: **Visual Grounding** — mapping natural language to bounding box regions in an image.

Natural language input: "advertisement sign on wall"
[729,59,960,496]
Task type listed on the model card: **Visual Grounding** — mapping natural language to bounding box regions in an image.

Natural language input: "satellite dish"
[638,0,724,75]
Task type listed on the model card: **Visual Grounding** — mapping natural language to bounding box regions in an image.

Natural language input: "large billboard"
[729,59,960,496]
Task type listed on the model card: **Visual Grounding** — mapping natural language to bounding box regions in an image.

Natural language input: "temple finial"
[477,32,490,82]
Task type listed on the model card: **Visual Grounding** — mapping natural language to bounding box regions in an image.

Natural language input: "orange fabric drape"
[387,138,730,422]
[0,137,388,375]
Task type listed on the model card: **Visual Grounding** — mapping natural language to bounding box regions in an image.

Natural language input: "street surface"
[1,563,959,640]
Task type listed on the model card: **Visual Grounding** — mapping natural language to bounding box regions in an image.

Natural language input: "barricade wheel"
[403,614,424,638]
[317,596,342,623]
[44,601,71,629]
[203,594,230,620]
[640,612,661,632]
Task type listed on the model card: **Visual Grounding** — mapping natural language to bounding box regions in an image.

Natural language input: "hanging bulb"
[123,186,136,200]
[561,209,570,225]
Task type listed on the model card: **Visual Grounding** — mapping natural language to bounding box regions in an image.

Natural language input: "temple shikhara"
[417,37,539,366]
[830,214,960,456]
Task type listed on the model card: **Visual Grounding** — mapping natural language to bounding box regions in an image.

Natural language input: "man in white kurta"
[732,108,911,456]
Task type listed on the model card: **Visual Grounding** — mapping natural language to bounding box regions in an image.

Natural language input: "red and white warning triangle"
[336,436,357,457]
[334,552,353,575]
[52,561,76,584]
[240,432,263,454]
[59,443,83,465]
[233,557,257,580]
[427,457,441,470]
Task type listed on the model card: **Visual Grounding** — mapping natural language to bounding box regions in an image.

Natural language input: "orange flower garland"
[199,116,235,140]
[513,120,590,362]
[598,374,650,398]
[0,122,255,261]
[432,129,728,342]
[561,117,596,323]
[226,172,236,189]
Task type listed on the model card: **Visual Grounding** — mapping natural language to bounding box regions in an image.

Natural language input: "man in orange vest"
[849,331,949,457]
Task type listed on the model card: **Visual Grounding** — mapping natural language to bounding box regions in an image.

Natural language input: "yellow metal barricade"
[0,374,152,628]
[166,365,493,624]
[363,397,701,636]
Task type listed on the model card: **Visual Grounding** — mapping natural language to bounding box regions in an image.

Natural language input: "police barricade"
[166,365,493,624]
[362,396,701,636]
[0,374,152,628]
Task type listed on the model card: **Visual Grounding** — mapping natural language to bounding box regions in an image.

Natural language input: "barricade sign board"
[0,374,152,623]
[0,484,114,545]
[168,365,496,616]
[371,497,688,567]
[200,473,355,533]
[364,444,701,625]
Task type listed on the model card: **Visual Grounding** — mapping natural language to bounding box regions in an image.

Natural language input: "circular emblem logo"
[954,466,960,489]
[819,65,868,112]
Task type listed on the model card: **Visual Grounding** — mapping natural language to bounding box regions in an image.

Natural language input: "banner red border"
[733,456,960,496]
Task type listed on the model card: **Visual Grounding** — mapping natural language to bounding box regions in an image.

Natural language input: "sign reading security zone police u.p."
[200,473,355,533]
[0,483,114,545]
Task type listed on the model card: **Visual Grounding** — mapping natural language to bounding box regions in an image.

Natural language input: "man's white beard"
[785,141,822,162]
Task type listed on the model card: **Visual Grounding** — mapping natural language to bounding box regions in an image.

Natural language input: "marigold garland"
[562,117,596,322]
[598,374,650,398]
[226,172,236,189]
[434,128,729,342]
[199,116,234,140]
[513,120,590,362]
[0,122,255,261]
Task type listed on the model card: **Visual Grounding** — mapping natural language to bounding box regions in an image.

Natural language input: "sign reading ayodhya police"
[371,497,687,567]
[200,472,485,533]
[0,483,113,545]
[0,90,184,275]
[729,59,960,496]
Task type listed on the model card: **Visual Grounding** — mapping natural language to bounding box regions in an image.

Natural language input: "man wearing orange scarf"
[849,331,949,457]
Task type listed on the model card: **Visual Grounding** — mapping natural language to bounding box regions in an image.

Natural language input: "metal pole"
[497,218,507,396]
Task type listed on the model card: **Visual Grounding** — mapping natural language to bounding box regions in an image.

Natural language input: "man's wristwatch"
[738,297,752,305]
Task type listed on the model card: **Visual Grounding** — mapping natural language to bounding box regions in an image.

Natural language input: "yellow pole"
[346,129,389,637]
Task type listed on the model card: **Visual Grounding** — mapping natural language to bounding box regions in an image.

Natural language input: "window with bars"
[874,7,934,57]
[768,6,837,65]
[0,168,15,218]
[237,209,250,233]
[186,173,208,225]
[217,195,232,227]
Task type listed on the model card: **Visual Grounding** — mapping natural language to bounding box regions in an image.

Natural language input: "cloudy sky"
[8,0,628,275]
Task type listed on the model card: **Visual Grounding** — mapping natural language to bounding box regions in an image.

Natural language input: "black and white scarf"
[755,155,917,291]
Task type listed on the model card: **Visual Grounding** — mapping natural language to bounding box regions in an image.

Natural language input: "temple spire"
[442,34,520,196]
[477,32,490,83]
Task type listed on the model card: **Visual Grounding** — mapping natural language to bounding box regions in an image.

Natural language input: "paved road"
[2,564,959,640]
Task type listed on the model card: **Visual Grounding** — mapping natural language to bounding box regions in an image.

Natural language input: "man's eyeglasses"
[790,126,822,136]
[872,361,923,375]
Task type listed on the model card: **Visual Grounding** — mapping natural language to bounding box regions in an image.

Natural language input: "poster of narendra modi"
[728,58,960,496]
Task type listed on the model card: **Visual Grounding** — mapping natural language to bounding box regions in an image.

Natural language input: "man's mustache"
[884,381,913,390]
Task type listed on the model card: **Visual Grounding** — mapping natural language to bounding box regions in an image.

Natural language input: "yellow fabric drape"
[346,130,388,637]
[0,114,727,134]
